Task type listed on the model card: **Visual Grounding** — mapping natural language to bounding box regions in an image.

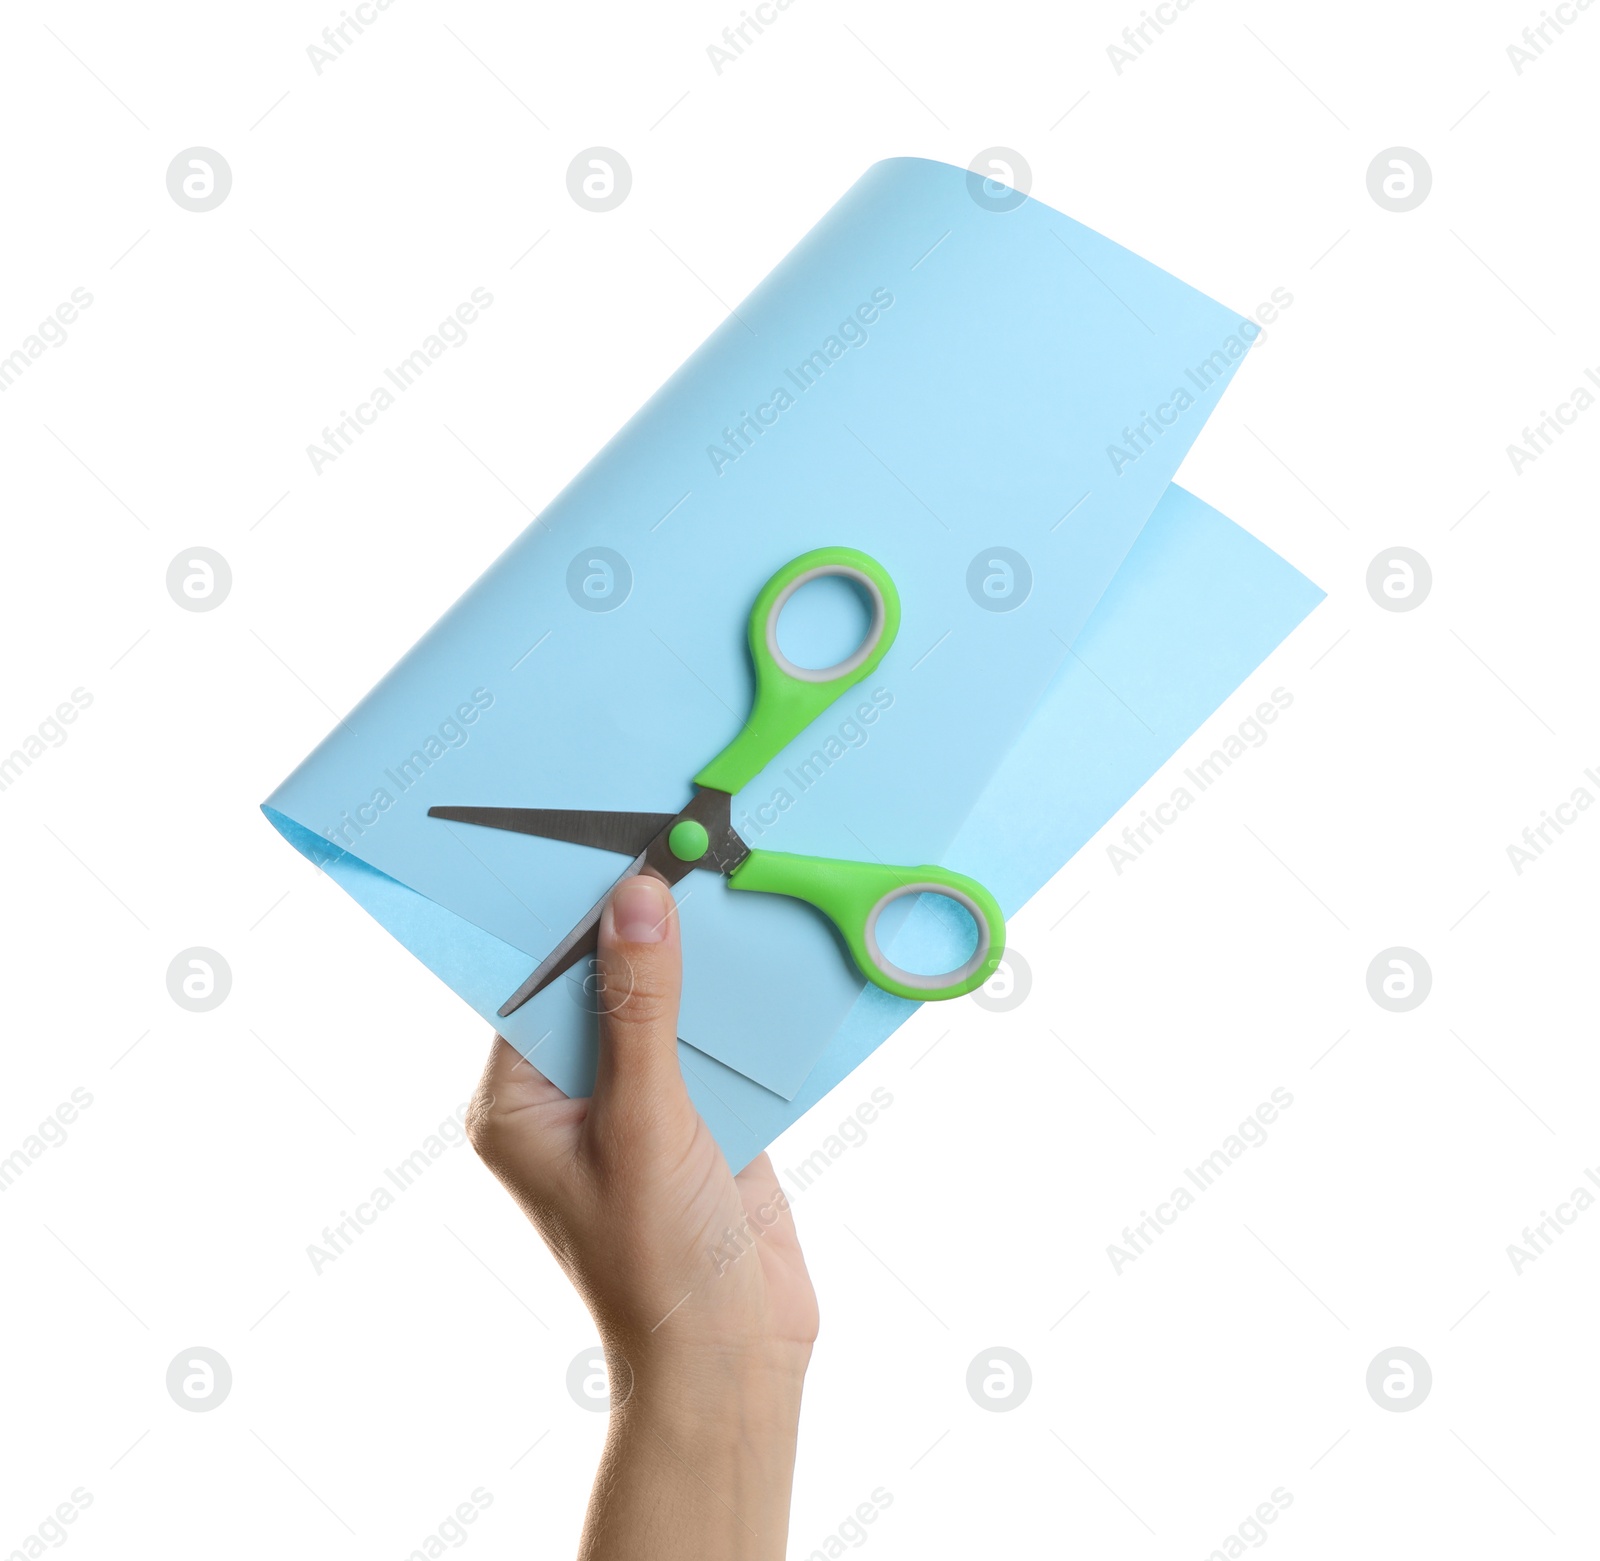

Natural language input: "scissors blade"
[494,788,737,1019]
[495,845,652,1016]
[497,837,700,1017]
[428,805,674,858]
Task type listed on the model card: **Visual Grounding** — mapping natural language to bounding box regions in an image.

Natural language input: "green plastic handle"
[729,850,1006,1002]
[694,547,901,796]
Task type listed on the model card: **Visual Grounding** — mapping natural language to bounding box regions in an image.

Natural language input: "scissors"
[430,546,1006,1018]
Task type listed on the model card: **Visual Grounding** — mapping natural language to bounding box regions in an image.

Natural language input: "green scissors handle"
[727,850,1006,1002]
[695,546,901,795]
[688,545,1002,1001]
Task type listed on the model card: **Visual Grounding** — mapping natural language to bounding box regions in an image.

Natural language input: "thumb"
[589,874,689,1134]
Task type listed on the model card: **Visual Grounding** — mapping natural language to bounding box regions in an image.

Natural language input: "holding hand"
[466,874,818,1560]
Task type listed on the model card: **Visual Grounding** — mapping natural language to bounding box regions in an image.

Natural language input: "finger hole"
[767,566,885,682]
[864,884,991,990]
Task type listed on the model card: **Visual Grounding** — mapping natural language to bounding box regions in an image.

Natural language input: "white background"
[3,1,1597,1556]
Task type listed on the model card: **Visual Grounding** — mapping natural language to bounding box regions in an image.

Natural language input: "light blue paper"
[263,157,1266,1100]
[265,485,1323,1168]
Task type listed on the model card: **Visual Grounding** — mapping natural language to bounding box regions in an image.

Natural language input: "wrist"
[612,1338,809,1433]
[589,1343,806,1561]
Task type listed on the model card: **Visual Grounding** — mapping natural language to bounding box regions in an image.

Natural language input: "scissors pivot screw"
[667,819,710,862]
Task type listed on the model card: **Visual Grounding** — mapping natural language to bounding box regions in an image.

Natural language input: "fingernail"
[612,875,671,943]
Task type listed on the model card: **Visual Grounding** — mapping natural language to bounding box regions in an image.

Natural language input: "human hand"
[466,873,818,1559]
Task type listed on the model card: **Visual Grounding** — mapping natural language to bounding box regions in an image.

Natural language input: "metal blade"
[495,845,652,1017]
[495,789,743,1018]
[428,805,675,857]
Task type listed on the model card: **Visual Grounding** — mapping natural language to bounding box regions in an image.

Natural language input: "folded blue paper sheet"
[263,158,1323,1162]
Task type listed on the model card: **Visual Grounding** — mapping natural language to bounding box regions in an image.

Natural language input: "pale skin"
[466,873,818,1560]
